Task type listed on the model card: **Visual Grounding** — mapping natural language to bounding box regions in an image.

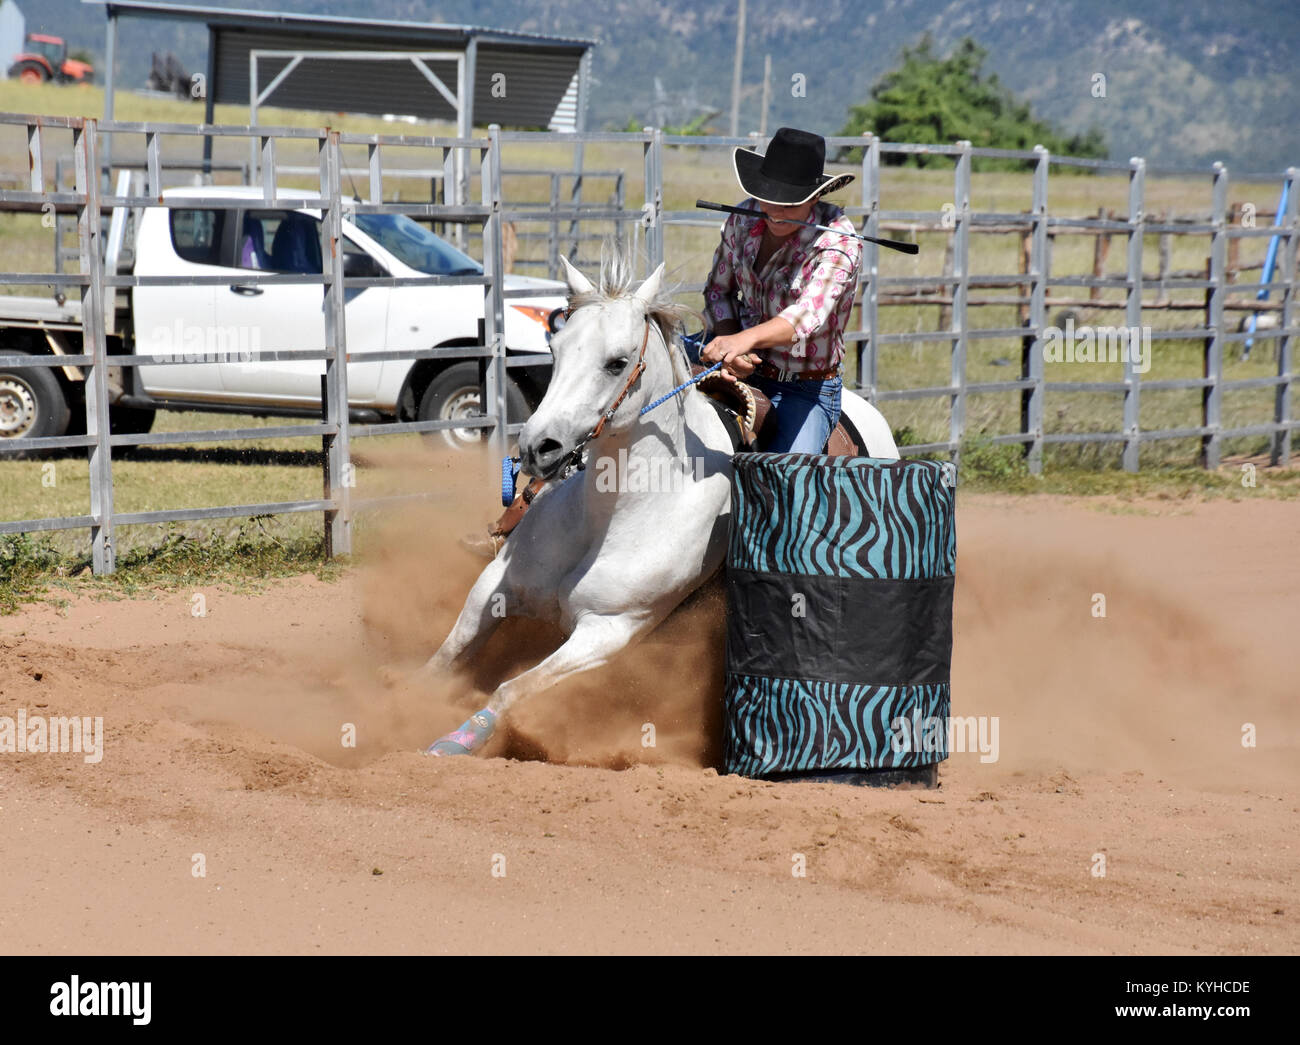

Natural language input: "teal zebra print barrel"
[724,454,956,779]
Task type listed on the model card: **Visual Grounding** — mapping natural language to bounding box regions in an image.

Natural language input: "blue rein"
[499,357,725,505]
[638,359,724,415]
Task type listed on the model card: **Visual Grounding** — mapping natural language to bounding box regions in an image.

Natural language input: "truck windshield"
[352,213,482,276]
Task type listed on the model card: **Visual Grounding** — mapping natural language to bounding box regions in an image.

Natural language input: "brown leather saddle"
[482,369,862,553]
[691,364,864,456]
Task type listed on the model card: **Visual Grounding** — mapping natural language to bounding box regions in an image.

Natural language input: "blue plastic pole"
[1245,180,1289,359]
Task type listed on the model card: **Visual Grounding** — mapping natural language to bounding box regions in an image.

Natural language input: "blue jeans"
[748,372,842,453]
[684,330,842,454]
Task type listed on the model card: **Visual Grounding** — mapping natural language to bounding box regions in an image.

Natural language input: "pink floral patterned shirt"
[703,196,862,373]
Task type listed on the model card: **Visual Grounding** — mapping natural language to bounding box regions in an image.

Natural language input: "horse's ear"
[559,255,595,296]
[634,262,666,308]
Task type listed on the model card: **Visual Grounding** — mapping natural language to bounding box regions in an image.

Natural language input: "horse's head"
[518,254,691,480]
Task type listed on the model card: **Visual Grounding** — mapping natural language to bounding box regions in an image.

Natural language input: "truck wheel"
[0,359,71,456]
[417,362,530,451]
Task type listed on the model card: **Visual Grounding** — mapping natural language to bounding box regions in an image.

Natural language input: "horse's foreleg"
[416,558,510,681]
[488,612,644,717]
[424,611,646,756]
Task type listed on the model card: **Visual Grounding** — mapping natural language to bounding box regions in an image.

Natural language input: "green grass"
[0,519,341,616]
[0,403,454,612]
[951,434,1300,498]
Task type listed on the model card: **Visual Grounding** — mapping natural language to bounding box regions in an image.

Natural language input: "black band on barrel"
[725,568,953,686]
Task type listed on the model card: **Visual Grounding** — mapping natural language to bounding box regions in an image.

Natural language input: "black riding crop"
[696,199,920,255]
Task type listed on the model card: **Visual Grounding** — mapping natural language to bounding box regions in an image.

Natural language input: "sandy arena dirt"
[0,453,1296,954]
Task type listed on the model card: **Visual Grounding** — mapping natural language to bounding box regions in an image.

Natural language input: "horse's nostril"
[535,438,563,462]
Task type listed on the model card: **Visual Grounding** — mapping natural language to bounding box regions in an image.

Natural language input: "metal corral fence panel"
[0,114,541,572]
[648,133,1298,474]
[1,120,1297,574]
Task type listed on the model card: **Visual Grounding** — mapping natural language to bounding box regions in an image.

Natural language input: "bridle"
[551,313,653,479]
[499,310,653,503]
[499,304,725,505]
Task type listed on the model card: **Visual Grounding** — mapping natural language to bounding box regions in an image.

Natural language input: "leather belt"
[755,361,840,382]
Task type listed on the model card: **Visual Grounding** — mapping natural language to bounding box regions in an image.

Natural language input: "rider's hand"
[721,351,760,383]
[702,332,761,383]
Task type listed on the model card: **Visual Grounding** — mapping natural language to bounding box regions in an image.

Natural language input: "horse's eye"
[604,357,629,375]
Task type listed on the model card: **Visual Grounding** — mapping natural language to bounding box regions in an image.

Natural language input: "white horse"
[419,252,899,755]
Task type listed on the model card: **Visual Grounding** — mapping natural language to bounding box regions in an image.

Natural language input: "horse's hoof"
[423,709,497,757]
[425,737,472,757]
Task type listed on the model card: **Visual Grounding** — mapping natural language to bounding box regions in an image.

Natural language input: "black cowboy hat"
[732,126,855,206]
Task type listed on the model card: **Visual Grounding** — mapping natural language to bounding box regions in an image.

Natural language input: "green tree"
[837,35,1107,170]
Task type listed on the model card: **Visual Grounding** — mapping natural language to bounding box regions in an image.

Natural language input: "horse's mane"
[567,240,701,387]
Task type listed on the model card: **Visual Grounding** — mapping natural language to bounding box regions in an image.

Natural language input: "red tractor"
[7,33,94,84]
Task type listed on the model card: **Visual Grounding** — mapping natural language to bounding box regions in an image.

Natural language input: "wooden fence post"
[938,236,954,330]
[548,173,560,278]
[1018,229,1031,327]
[1090,206,1110,302]
[1157,223,1171,305]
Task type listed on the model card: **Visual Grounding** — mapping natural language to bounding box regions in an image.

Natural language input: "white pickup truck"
[0,185,566,449]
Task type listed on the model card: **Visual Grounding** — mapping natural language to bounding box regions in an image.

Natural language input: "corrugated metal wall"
[212,29,584,127]
[547,68,581,132]
[477,44,583,128]
[0,0,26,69]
